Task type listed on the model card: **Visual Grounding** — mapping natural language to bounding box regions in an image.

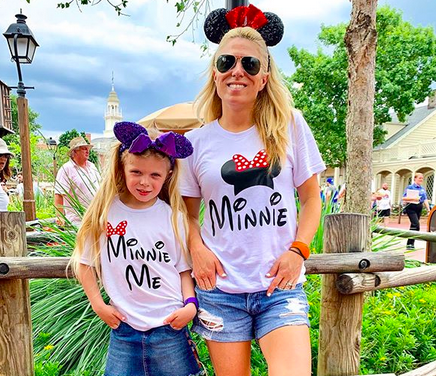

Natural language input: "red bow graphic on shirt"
[232,149,269,172]
[106,221,128,237]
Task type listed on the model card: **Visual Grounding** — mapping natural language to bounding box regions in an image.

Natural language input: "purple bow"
[130,132,177,156]
[113,121,193,160]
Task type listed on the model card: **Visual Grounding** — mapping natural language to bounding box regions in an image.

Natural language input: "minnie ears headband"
[113,122,193,162]
[204,4,284,46]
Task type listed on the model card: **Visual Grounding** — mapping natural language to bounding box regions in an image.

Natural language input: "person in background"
[16,172,43,200]
[375,182,391,227]
[0,138,13,211]
[180,6,325,375]
[325,177,338,204]
[402,172,430,250]
[55,136,100,226]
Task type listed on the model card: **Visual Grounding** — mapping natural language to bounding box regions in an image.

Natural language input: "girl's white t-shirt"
[81,197,190,331]
[180,111,325,293]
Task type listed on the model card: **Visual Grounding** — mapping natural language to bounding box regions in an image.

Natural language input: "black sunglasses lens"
[241,57,261,75]
[216,55,236,73]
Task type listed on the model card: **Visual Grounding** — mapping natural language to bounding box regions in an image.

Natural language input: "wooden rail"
[373,226,436,242]
[0,251,405,279]
[337,266,436,294]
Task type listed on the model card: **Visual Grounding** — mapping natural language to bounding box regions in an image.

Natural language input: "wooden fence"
[1,211,436,376]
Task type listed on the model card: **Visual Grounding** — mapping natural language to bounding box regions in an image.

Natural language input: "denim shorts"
[104,322,205,376]
[192,284,310,342]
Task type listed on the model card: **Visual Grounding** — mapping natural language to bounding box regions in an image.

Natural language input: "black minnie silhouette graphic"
[221,149,281,195]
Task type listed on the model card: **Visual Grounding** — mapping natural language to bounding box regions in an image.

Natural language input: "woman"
[180,5,325,376]
[402,172,430,249]
[0,138,13,211]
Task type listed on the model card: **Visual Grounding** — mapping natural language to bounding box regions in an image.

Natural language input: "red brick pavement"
[381,215,429,262]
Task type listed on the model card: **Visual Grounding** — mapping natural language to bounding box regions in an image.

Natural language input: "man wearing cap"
[54,136,100,226]
[325,177,338,203]
[0,138,14,211]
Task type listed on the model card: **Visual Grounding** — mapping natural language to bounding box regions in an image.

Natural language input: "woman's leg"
[206,340,251,376]
[258,326,311,376]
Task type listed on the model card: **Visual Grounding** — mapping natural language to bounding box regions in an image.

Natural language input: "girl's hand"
[191,244,226,290]
[265,250,304,296]
[163,304,197,330]
[93,302,125,329]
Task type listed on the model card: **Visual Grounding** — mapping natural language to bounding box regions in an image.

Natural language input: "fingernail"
[267,292,271,297]
[266,273,271,277]
[221,273,227,277]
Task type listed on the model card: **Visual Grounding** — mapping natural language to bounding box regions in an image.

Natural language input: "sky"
[0,0,435,140]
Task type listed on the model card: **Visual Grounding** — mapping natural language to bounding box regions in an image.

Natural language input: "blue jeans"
[104,322,204,376]
[192,284,310,342]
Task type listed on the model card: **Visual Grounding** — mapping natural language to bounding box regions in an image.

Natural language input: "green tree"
[58,129,98,166]
[287,6,436,167]
[2,95,48,175]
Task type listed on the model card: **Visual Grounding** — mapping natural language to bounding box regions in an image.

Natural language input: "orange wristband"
[290,241,310,260]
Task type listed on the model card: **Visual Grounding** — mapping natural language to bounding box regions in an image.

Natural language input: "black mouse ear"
[258,12,285,46]
[204,8,230,44]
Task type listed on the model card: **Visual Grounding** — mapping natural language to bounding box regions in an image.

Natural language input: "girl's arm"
[266,174,321,296]
[78,263,124,329]
[183,197,226,290]
[163,270,197,330]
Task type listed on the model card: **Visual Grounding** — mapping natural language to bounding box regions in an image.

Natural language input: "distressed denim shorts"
[104,322,205,376]
[192,284,310,342]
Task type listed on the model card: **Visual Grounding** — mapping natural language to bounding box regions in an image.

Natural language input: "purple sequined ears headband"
[113,122,193,164]
[204,4,284,46]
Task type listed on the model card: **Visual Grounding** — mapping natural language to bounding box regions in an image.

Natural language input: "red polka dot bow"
[106,221,128,237]
[233,150,269,172]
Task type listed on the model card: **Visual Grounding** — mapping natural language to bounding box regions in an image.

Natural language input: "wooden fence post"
[0,212,34,376]
[317,213,369,376]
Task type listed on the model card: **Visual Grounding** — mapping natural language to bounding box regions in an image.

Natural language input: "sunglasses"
[216,54,264,76]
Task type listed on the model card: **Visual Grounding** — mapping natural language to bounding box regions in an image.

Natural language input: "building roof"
[377,105,436,149]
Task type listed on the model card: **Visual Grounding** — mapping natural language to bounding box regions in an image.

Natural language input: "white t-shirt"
[81,197,190,331]
[55,160,100,225]
[377,188,391,210]
[180,111,326,293]
[0,184,8,211]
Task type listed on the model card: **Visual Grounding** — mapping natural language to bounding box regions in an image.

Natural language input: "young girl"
[71,121,204,376]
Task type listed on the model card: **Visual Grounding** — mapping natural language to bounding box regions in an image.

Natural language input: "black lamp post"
[226,0,248,10]
[46,137,58,179]
[3,12,39,221]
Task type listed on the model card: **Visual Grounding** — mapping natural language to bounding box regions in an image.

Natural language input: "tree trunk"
[343,0,378,215]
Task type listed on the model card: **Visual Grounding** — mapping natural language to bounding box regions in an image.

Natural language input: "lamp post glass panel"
[3,12,39,221]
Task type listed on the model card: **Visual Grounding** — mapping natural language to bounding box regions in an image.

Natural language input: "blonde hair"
[70,129,189,279]
[196,27,294,167]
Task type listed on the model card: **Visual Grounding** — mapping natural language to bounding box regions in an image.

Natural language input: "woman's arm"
[77,263,124,329]
[266,174,321,296]
[183,197,226,290]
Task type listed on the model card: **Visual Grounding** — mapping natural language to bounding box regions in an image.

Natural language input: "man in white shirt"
[54,136,100,226]
[376,182,391,226]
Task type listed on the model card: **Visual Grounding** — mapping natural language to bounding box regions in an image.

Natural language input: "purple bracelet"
[184,297,199,310]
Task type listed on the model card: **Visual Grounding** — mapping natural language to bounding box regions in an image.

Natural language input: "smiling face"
[414,173,424,185]
[213,37,269,111]
[121,152,171,209]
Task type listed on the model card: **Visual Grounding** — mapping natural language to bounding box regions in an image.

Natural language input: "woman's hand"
[265,250,304,296]
[163,304,197,330]
[191,244,226,290]
[92,302,125,329]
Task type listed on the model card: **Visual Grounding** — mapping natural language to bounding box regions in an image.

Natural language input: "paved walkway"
[377,215,429,263]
